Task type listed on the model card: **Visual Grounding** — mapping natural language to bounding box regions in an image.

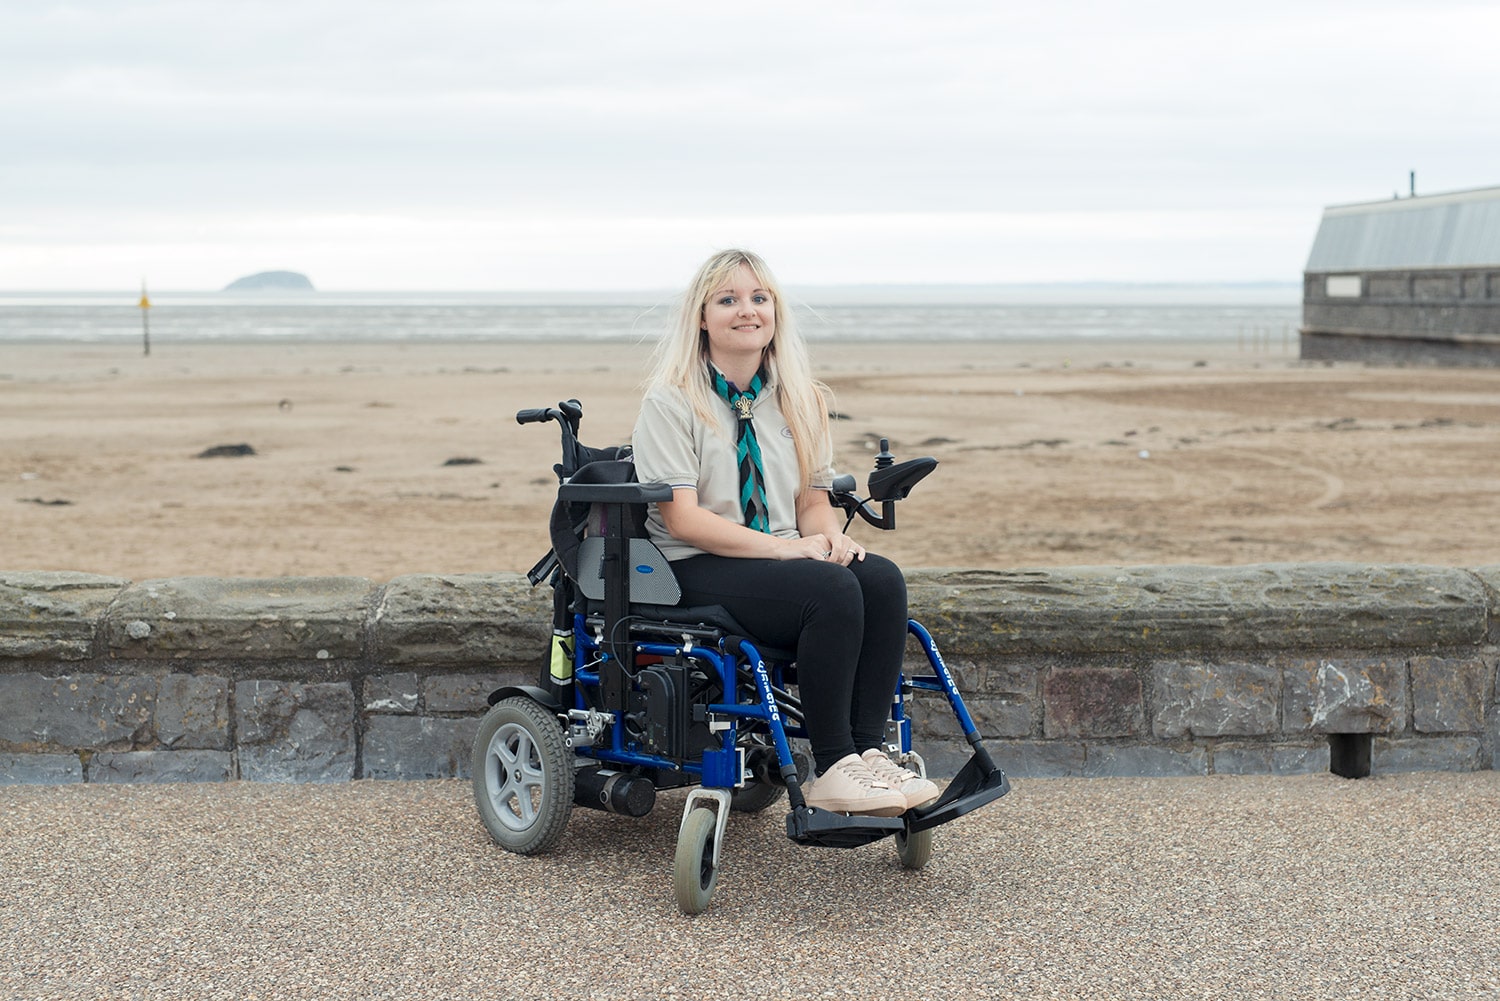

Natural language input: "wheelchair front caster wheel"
[673,808,720,914]
[895,826,933,870]
[471,696,574,855]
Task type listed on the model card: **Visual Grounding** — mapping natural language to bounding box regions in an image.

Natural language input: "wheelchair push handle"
[516,399,583,429]
[517,399,590,474]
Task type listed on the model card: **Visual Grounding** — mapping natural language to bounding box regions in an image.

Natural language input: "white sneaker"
[804,753,907,817]
[861,749,940,810]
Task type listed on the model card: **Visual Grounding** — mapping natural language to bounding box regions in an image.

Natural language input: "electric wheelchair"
[471,399,1010,913]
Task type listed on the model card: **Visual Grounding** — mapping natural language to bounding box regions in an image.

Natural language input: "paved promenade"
[3,772,1498,1000]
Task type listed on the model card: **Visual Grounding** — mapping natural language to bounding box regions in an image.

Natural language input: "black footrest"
[786,807,904,849]
[906,754,1011,834]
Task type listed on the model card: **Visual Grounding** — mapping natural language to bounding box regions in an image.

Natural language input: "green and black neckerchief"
[709,364,771,533]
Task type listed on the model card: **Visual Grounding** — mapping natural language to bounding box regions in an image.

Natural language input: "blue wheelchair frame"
[473,400,1009,913]
[564,617,1005,832]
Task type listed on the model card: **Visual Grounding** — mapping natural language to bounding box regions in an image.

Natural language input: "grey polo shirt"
[633,383,835,561]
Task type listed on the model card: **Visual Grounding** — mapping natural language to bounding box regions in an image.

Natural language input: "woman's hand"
[779,532,865,565]
[791,490,866,565]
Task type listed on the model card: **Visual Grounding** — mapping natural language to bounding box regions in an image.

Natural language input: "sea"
[0,286,1302,345]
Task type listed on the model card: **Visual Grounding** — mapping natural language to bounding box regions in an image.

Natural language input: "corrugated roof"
[1305,185,1500,272]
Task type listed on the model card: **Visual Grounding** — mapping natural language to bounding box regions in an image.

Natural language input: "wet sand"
[3,338,1499,579]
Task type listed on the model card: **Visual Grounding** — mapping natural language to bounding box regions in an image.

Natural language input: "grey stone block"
[363,716,481,780]
[1283,657,1407,735]
[155,674,230,750]
[424,673,516,713]
[904,652,976,689]
[1043,667,1143,738]
[904,563,1486,657]
[1213,742,1330,775]
[911,692,964,740]
[234,680,355,782]
[90,750,232,783]
[1274,743,1333,775]
[1152,660,1280,739]
[982,661,1040,694]
[1373,737,1485,773]
[375,573,551,670]
[974,663,1039,737]
[363,673,420,713]
[989,740,1087,778]
[964,695,1035,739]
[0,752,82,784]
[911,681,1032,740]
[1472,566,1500,644]
[104,576,374,660]
[1410,656,1488,733]
[1082,743,1209,778]
[904,740,969,779]
[0,572,130,660]
[0,673,156,751]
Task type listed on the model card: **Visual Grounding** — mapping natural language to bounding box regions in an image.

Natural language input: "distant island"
[224,271,315,291]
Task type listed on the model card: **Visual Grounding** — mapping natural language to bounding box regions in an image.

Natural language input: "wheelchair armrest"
[558,481,674,504]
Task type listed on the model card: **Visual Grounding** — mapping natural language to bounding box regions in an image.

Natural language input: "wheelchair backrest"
[548,451,681,607]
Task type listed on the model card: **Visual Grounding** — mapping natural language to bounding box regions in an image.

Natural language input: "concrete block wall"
[2,564,1496,784]
[1301,267,1500,365]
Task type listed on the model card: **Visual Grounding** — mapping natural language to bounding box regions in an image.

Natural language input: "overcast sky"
[3,0,1498,291]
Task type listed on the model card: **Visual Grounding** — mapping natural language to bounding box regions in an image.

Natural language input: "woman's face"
[700,264,776,363]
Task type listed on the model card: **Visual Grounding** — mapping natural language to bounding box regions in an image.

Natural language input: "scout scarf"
[709,363,771,533]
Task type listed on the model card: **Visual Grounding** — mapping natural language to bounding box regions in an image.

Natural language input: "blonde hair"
[647,249,831,491]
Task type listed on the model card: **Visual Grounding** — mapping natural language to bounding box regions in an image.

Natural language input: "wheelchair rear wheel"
[729,780,784,813]
[472,696,574,855]
[730,741,810,813]
[673,807,720,914]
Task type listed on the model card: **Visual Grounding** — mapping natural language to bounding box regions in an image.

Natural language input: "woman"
[632,249,938,817]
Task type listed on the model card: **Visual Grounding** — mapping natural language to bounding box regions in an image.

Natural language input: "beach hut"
[1301,184,1500,366]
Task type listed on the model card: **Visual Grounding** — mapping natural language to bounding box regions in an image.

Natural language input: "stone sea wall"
[2,564,1497,784]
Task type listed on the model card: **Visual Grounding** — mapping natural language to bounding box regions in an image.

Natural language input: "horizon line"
[2,279,1303,296]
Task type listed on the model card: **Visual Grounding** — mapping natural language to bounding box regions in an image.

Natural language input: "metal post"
[138,281,151,356]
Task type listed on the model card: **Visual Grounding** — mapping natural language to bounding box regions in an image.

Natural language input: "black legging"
[670,552,908,774]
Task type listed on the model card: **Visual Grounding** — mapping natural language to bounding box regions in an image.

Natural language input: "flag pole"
[138,280,151,356]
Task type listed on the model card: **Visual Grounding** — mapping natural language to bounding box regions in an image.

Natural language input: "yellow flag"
[139,293,151,310]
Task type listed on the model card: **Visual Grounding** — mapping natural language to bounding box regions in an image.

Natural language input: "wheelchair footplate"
[903,752,1012,834]
[786,806,905,849]
[784,751,1010,848]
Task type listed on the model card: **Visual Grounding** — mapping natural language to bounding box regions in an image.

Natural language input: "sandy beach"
[3,337,1499,580]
